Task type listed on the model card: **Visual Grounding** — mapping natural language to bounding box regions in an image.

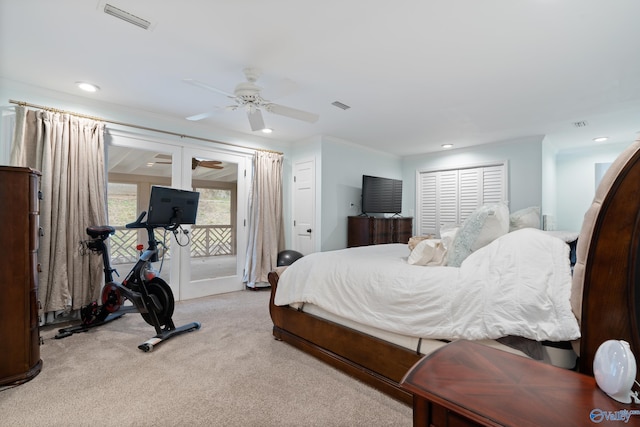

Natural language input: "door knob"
[307,228,312,233]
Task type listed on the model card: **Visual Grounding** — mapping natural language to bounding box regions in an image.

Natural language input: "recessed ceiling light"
[441,144,454,149]
[593,137,609,142]
[76,82,100,92]
[261,128,273,134]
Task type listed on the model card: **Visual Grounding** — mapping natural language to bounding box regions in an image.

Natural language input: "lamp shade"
[593,340,637,403]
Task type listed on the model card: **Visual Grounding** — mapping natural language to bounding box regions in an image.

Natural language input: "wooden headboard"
[573,139,640,382]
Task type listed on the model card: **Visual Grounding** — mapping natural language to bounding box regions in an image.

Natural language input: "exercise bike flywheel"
[141,277,175,328]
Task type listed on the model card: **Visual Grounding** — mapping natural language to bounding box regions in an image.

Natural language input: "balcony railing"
[108,225,235,265]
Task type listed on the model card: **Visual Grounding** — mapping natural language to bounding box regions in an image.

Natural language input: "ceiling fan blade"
[266,103,319,123]
[182,78,235,98]
[247,108,266,131]
[198,160,224,169]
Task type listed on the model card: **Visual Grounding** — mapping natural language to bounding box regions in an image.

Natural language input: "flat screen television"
[146,186,200,227]
[361,175,402,215]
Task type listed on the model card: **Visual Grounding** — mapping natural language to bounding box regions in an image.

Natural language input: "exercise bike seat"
[86,225,116,239]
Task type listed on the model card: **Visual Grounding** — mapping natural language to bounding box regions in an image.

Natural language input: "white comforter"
[274,228,580,342]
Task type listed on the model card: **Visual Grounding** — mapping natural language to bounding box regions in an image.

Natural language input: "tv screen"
[146,186,200,227]
[361,175,402,215]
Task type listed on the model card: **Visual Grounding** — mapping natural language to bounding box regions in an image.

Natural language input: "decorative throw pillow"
[447,203,510,267]
[407,238,446,266]
[509,206,541,231]
[408,235,435,251]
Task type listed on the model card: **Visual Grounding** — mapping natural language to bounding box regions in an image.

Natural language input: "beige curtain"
[243,151,285,288]
[10,106,107,318]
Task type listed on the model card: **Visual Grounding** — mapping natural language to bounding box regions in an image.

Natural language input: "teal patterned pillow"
[447,203,509,267]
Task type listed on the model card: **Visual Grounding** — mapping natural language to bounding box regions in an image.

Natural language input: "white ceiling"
[2,0,640,156]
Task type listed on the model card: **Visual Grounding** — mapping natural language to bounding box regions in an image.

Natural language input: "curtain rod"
[8,99,283,155]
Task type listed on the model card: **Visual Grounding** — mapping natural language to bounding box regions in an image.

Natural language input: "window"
[107,182,137,226]
[416,162,507,236]
[107,182,139,264]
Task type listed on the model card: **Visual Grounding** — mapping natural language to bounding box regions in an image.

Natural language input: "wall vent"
[331,101,351,110]
[103,3,152,29]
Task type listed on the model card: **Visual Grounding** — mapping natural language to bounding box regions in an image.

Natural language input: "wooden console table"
[347,216,412,247]
[401,340,639,427]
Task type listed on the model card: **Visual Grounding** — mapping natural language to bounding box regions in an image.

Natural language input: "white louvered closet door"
[416,163,507,237]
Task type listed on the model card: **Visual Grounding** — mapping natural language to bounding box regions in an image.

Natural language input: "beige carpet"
[0,290,412,426]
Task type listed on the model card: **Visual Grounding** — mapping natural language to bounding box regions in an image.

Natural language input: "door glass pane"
[191,157,237,280]
[107,146,173,279]
[107,182,139,266]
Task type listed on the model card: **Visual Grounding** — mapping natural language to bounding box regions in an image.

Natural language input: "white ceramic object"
[593,340,637,403]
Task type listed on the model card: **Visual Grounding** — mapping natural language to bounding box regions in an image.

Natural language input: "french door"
[106,128,250,300]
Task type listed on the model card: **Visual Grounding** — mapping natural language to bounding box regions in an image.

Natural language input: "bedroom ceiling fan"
[183,68,319,131]
[155,154,224,170]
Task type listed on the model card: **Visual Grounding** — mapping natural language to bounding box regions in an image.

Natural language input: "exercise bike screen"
[147,186,200,226]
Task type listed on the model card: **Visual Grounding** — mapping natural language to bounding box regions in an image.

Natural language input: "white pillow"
[407,238,446,266]
[472,203,510,250]
[448,203,510,267]
[509,206,541,231]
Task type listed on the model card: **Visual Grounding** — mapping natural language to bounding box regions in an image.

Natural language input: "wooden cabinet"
[0,166,43,387]
[347,216,413,247]
[401,340,637,427]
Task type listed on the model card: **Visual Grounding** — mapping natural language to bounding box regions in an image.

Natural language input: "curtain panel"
[10,106,107,319]
[243,151,285,288]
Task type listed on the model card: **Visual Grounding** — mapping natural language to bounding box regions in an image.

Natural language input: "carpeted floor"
[0,290,412,426]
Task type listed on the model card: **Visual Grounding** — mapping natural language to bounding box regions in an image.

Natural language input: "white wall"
[318,137,402,251]
[555,141,631,232]
[541,137,558,228]
[402,136,544,219]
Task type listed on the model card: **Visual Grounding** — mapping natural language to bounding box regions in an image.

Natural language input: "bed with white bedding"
[275,229,578,343]
[268,138,640,404]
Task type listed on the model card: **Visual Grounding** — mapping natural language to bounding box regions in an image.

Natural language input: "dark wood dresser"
[401,340,639,427]
[347,216,412,247]
[0,166,43,387]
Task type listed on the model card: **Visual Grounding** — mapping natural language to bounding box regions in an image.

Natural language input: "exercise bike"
[55,209,201,352]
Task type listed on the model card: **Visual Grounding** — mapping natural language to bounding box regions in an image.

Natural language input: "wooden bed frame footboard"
[268,271,422,404]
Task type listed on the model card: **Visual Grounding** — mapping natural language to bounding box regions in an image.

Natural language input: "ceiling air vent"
[103,3,152,30]
[331,101,351,110]
[573,120,588,128]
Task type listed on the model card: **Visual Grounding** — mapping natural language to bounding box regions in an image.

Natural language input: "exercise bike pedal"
[54,311,125,339]
[137,321,202,352]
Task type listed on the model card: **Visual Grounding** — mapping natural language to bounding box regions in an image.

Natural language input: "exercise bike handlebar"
[125,210,184,232]
[125,211,149,229]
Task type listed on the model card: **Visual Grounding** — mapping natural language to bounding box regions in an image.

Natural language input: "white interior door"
[293,158,316,255]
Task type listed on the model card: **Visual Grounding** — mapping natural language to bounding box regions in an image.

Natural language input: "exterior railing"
[108,225,234,264]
